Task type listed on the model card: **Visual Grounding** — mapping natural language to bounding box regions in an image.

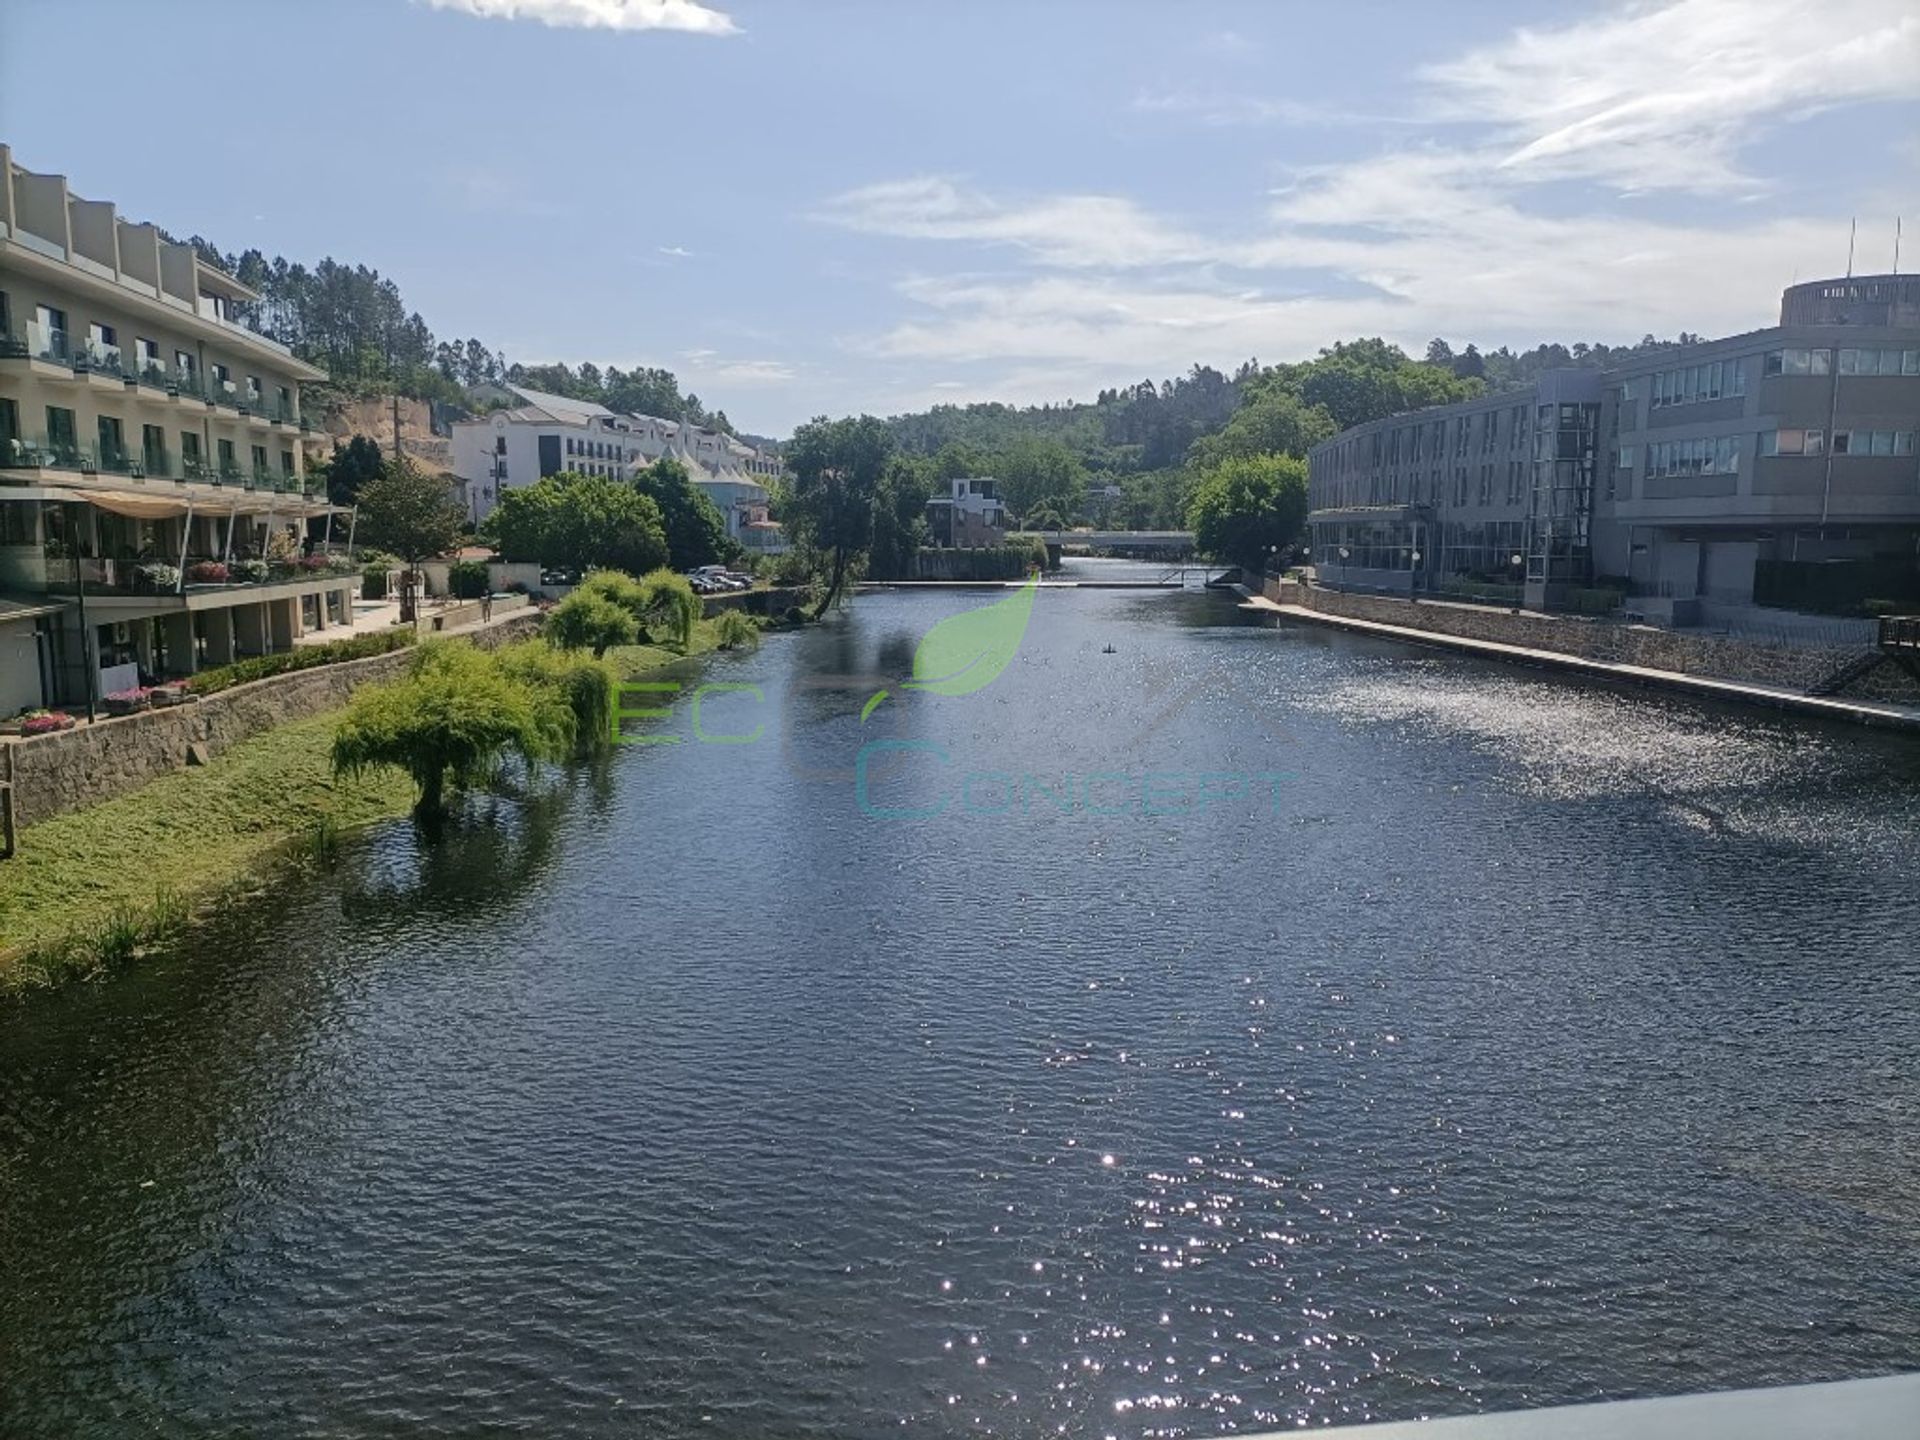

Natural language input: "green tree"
[1186,453,1309,571]
[354,458,465,622]
[331,643,567,819]
[781,414,896,617]
[992,435,1085,523]
[1186,389,1336,469]
[633,456,729,570]
[868,455,932,580]
[480,472,668,575]
[547,589,639,657]
[636,568,701,648]
[322,434,388,507]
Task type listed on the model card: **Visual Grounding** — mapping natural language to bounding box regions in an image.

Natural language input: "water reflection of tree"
[339,765,589,922]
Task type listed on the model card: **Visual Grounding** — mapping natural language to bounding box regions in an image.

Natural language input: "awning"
[36,486,338,518]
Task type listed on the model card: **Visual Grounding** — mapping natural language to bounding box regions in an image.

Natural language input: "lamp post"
[1409,548,1422,603]
[1510,551,1525,613]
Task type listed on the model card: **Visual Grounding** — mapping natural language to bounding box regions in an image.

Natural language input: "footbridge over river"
[1016,529,1198,563]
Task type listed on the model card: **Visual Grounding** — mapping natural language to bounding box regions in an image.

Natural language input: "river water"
[4,562,1918,1437]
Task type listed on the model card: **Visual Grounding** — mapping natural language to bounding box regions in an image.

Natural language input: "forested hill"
[170,236,735,432]
[886,332,1698,475]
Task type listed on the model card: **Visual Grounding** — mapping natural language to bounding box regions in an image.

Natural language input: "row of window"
[9,295,295,409]
[1756,428,1918,457]
[1837,347,1920,376]
[1650,360,1747,408]
[0,399,297,478]
[1644,437,1742,478]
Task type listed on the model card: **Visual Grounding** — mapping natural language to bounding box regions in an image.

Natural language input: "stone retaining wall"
[6,612,540,829]
[1269,578,1859,692]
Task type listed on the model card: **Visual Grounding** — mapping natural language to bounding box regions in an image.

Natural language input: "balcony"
[41,551,359,599]
[27,320,72,368]
[79,338,125,381]
[208,379,242,411]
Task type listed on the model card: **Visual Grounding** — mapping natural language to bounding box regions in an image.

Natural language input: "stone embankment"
[6,612,540,829]
[1262,576,1920,705]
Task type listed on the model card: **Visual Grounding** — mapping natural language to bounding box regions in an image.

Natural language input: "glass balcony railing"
[209,379,241,410]
[173,371,207,403]
[134,357,172,389]
[28,321,71,364]
[0,331,28,360]
[81,340,125,377]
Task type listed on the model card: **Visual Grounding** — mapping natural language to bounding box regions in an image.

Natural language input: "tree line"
[174,237,726,428]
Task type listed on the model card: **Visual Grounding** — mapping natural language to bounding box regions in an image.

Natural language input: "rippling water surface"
[4,565,1919,1437]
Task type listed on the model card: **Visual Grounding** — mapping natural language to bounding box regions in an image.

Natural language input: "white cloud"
[681,350,796,386]
[657,244,694,258]
[1422,0,1920,191]
[813,176,1213,269]
[1131,89,1399,129]
[420,0,737,35]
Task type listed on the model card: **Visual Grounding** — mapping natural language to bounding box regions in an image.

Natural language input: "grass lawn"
[0,714,413,994]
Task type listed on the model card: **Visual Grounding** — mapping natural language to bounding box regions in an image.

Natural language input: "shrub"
[715,609,760,651]
[448,557,491,599]
[186,629,416,695]
[547,588,639,656]
[332,642,567,817]
[361,565,389,599]
[132,562,181,592]
[20,710,76,735]
[495,641,618,754]
[637,568,700,648]
[231,558,270,584]
[782,605,807,626]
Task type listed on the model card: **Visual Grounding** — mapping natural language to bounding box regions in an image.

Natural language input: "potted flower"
[103,686,153,716]
[132,561,182,593]
[150,683,191,708]
[186,560,230,584]
[20,710,78,735]
[298,553,332,573]
[231,558,270,584]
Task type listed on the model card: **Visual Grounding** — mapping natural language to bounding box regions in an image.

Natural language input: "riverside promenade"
[1241,588,1920,733]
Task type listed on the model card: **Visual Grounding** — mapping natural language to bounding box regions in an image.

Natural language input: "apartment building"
[450,384,786,550]
[1308,275,1920,617]
[925,476,1009,548]
[0,147,352,716]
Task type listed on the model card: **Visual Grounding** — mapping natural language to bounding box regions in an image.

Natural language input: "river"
[4,561,1918,1437]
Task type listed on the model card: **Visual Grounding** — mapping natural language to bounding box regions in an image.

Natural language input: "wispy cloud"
[1422,0,1920,191]
[814,176,1213,269]
[1132,89,1400,129]
[657,244,694,258]
[682,349,795,385]
[419,0,738,36]
[811,0,1915,408]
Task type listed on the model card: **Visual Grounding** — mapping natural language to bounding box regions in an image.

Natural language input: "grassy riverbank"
[0,713,415,994]
[0,617,767,997]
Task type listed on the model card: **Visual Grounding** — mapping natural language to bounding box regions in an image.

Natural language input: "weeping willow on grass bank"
[331,640,616,818]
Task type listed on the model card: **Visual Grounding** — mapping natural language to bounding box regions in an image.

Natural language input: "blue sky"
[3,0,1917,436]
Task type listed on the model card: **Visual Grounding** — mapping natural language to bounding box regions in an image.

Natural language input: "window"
[142,424,167,474]
[46,406,78,461]
[175,349,198,382]
[0,397,18,459]
[1838,347,1920,376]
[1757,428,1823,457]
[210,362,232,395]
[277,385,292,415]
[217,438,237,476]
[246,376,263,405]
[181,431,203,474]
[35,304,68,358]
[1650,359,1747,407]
[1833,430,1917,456]
[1764,348,1831,376]
[1646,437,1740,477]
[495,436,507,455]
[280,448,295,476]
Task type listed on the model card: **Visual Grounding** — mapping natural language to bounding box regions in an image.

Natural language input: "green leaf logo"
[862,577,1038,722]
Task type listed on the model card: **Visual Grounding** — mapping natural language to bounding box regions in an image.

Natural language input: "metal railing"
[1882,615,1920,651]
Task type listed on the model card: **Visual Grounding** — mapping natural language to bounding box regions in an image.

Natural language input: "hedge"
[185,629,417,695]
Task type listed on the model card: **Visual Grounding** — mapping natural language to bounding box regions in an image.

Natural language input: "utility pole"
[391,394,403,463]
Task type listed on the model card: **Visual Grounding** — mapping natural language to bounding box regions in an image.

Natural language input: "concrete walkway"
[1240,591,1920,733]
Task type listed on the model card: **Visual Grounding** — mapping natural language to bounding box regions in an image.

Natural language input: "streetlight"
[1409,548,1422,603]
[1510,551,1525,613]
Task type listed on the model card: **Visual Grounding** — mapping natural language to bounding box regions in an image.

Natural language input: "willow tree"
[782,415,895,617]
[331,644,566,819]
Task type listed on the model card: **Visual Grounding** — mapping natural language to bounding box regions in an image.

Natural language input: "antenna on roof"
[1845,217,1856,278]
[1895,216,1903,276]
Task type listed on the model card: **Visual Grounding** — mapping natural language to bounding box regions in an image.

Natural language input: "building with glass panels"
[1308,276,1920,618]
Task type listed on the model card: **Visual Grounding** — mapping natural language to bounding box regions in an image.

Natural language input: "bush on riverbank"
[332,642,572,818]
[493,642,619,753]
[187,629,417,695]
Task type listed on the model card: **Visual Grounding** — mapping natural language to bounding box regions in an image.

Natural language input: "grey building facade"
[1308,275,1920,618]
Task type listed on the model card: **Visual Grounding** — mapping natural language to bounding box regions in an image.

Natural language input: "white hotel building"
[0,147,351,718]
[451,384,786,554]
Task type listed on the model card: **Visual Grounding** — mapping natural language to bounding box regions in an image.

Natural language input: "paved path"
[1240,591,1920,733]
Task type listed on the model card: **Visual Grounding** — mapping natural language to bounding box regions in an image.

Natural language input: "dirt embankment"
[317,394,454,473]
